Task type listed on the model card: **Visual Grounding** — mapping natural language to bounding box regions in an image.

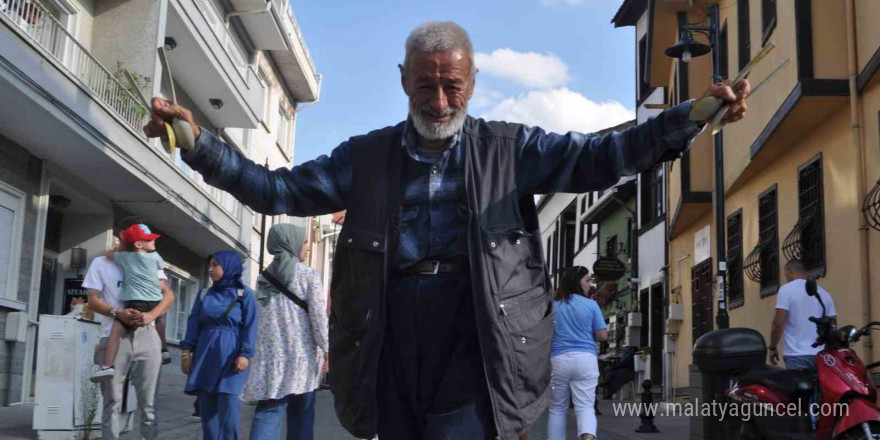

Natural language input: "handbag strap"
[220,288,244,321]
[261,271,309,313]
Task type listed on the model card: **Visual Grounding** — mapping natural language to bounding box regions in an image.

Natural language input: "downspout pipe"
[846,0,873,362]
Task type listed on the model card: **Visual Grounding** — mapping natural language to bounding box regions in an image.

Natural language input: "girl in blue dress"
[181,251,258,440]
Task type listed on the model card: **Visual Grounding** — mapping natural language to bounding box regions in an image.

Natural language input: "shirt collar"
[402,116,462,163]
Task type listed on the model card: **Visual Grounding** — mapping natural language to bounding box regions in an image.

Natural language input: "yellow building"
[640,0,880,396]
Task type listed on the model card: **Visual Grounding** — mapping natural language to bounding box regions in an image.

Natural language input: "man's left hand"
[702,80,751,124]
[139,311,157,327]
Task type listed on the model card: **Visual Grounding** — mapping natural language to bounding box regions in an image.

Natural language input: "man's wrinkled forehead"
[406,49,471,73]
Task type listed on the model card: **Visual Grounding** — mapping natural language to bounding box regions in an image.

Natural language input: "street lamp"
[665,4,730,330]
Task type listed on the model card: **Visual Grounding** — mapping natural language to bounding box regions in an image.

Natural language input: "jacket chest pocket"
[330,227,384,333]
[483,225,545,297]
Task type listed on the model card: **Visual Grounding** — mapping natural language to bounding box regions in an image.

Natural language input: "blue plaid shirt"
[183,101,702,267]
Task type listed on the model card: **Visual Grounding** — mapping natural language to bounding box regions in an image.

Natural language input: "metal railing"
[1,0,146,132]
[276,0,316,78]
[194,0,250,75]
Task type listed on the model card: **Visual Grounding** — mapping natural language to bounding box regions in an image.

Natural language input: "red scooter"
[693,280,880,440]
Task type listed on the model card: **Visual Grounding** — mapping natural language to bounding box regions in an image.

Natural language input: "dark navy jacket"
[182,102,702,439]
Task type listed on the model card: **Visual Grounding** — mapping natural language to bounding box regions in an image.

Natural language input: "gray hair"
[403,21,476,76]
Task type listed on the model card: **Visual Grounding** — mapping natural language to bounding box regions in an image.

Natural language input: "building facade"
[635,0,880,408]
[0,0,318,405]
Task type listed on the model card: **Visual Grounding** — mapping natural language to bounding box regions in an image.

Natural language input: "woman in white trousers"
[547,267,608,440]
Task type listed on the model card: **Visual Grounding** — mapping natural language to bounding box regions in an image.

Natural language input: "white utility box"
[668,304,684,321]
[634,354,648,372]
[33,315,102,438]
[4,311,28,342]
[624,326,641,347]
[627,312,642,327]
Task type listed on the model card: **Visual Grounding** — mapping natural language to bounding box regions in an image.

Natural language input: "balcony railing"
[275,0,316,78]
[1,0,146,133]
[194,0,251,77]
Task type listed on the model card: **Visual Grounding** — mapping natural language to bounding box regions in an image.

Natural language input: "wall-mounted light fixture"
[164,37,178,51]
[209,98,224,109]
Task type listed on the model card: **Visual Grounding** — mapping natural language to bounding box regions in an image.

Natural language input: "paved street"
[0,347,687,440]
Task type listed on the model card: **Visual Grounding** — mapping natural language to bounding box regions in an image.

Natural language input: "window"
[737,0,751,71]
[758,186,779,294]
[638,35,650,102]
[0,183,25,301]
[258,67,272,124]
[762,0,776,46]
[719,23,729,80]
[727,210,744,308]
[165,270,199,343]
[796,156,825,274]
[641,164,664,226]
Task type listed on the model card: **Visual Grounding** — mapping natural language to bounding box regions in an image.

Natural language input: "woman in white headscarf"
[243,223,328,440]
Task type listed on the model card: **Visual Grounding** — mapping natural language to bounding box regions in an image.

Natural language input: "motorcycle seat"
[739,368,815,396]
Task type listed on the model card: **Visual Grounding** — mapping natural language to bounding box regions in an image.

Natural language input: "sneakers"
[162,348,172,365]
[90,366,115,383]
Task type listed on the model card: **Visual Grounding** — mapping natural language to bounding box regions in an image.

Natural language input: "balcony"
[165,0,266,129]
[0,1,248,255]
[0,0,147,134]
[229,0,286,50]
[269,0,319,102]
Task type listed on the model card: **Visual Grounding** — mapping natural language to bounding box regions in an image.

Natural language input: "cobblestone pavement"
[0,347,687,440]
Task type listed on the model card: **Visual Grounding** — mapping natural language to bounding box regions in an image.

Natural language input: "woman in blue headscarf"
[181,251,258,440]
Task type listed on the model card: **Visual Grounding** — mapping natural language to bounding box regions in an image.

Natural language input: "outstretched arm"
[144,98,351,217]
[517,82,749,195]
[516,101,702,195]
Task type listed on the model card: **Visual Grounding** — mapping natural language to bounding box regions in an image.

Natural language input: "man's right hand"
[769,348,779,366]
[116,308,138,326]
[143,98,200,148]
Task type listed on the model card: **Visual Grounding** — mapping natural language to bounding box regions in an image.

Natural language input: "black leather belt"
[396,260,464,276]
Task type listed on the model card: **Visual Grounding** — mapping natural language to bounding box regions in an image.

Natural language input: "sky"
[289,0,634,165]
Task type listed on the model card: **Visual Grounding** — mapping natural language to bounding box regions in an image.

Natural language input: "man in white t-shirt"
[83,217,175,440]
[769,259,836,369]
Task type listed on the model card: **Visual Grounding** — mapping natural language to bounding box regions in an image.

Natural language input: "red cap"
[122,224,161,244]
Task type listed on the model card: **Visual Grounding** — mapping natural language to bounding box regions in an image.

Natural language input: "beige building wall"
[664,0,880,389]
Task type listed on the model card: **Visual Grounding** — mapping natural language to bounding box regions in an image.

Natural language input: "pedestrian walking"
[82,216,175,440]
[548,267,608,440]
[242,223,329,440]
[181,251,258,440]
[144,20,749,439]
[769,259,837,369]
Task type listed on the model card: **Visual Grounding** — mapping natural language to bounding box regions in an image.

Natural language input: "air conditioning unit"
[668,304,684,321]
[627,312,642,327]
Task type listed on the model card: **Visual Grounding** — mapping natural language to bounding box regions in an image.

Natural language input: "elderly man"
[145,21,748,440]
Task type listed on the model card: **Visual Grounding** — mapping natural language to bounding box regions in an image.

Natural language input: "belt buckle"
[419,260,440,275]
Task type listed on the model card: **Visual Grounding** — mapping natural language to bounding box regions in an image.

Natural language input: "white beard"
[409,103,467,141]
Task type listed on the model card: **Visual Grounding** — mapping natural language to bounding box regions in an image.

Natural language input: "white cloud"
[475,49,571,89]
[470,85,505,110]
[479,87,634,135]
